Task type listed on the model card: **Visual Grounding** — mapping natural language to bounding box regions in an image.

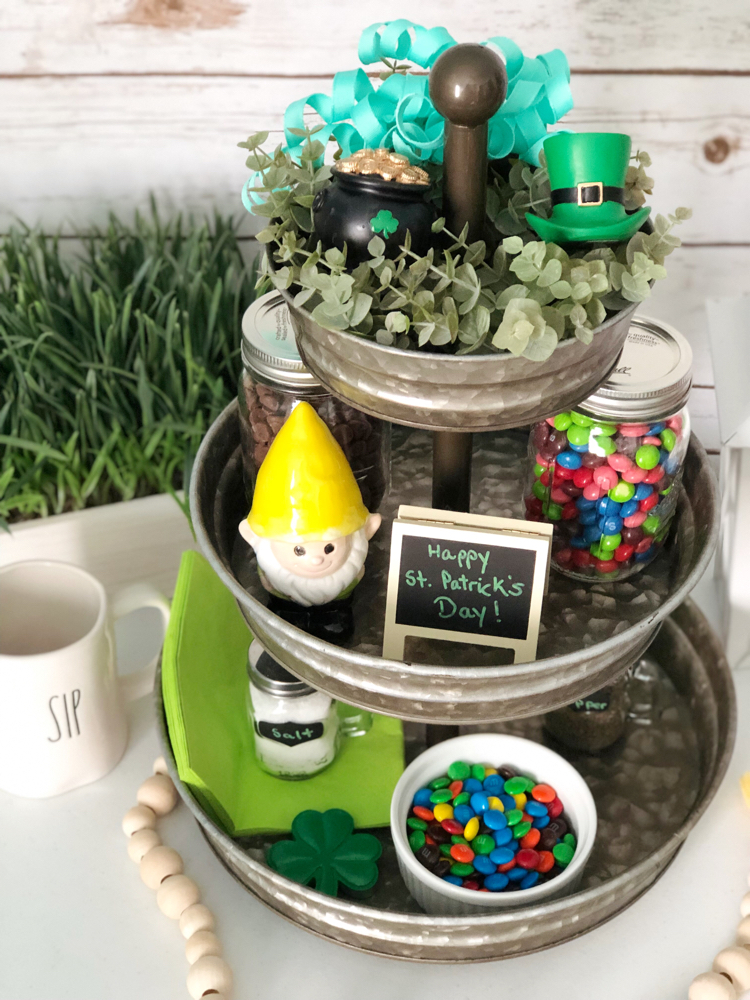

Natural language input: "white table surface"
[3,571,748,1000]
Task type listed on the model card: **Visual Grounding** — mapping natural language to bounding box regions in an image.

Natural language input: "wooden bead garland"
[137,773,179,816]
[157,875,202,919]
[122,804,157,836]
[714,950,750,993]
[688,774,750,998]
[186,956,234,1000]
[140,845,184,890]
[185,930,223,964]
[127,828,161,863]
[122,759,233,999]
[689,972,739,1000]
[179,904,215,939]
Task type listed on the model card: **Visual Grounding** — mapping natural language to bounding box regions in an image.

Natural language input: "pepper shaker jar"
[524,317,693,581]
[247,640,371,780]
[543,674,631,754]
[238,292,389,510]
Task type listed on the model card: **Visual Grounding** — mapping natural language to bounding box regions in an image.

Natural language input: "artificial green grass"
[0,208,258,528]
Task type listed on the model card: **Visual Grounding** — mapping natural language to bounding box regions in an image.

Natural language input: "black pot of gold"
[312,149,435,266]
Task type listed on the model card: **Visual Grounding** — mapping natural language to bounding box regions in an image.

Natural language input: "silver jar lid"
[247,642,314,698]
[579,316,693,422]
[241,291,320,388]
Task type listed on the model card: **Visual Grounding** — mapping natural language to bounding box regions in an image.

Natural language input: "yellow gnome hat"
[246,401,369,543]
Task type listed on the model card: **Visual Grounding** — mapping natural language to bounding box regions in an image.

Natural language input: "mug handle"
[336,702,373,738]
[111,584,171,702]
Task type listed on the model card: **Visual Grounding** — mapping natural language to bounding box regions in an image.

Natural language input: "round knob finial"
[429,43,507,128]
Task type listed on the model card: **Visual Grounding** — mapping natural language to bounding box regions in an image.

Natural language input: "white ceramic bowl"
[390,733,597,915]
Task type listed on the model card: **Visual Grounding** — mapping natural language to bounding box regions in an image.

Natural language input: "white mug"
[0,560,170,798]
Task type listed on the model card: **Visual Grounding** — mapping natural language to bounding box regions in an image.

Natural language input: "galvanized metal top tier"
[190,401,718,724]
[275,268,640,431]
[282,278,636,432]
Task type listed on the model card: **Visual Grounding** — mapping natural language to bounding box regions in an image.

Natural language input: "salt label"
[254,721,325,745]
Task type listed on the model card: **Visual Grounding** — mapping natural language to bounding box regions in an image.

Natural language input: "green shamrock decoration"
[266,809,382,897]
[370,209,399,238]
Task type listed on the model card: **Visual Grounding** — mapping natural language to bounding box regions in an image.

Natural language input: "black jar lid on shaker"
[241,291,320,390]
[247,641,315,698]
[579,316,693,422]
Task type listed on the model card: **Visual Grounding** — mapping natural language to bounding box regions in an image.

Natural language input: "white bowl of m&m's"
[390,733,597,915]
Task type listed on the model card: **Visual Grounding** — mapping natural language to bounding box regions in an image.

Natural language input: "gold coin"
[335,147,430,184]
[397,168,427,185]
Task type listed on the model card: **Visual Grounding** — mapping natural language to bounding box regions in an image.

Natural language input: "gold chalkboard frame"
[382,505,552,664]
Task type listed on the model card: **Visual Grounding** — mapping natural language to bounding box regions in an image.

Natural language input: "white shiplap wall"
[3,0,748,448]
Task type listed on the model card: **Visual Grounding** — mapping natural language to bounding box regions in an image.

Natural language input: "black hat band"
[550,182,625,208]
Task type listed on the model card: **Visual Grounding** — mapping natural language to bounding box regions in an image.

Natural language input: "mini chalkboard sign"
[382,506,552,664]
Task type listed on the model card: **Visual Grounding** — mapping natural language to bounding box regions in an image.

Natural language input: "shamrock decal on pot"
[370,209,399,237]
[266,808,382,897]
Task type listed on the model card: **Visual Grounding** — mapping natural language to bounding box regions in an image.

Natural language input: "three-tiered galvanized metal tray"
[168,228,732,960]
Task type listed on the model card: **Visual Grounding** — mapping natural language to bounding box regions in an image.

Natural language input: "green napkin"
[161,550,404,837]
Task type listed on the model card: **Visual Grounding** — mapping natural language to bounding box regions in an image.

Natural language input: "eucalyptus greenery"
[241,131,689,358]
[0,208,257,527]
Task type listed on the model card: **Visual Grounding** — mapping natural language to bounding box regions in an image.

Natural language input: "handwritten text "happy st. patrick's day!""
[403,542,526,629]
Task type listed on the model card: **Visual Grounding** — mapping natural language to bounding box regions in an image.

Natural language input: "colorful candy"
[433,802,453,822]
[408,762,577,894]
[463,816,480,840]
[526,410,687,580]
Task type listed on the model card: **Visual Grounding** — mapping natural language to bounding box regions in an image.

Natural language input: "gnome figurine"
[238,402,381,640]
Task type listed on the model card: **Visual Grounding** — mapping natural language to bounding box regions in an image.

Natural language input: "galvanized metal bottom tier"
[190,403,719,723]
[157,600,735,962]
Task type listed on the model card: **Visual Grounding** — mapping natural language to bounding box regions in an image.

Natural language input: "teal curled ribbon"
[242,21,572,210]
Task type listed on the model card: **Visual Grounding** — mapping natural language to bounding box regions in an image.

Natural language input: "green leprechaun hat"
[526,132,651,244]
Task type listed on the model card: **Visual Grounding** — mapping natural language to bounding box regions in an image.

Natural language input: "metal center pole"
[429,430,473,746]
[432,431,473,512]
[425,44,508,744]
[428,42,506,517]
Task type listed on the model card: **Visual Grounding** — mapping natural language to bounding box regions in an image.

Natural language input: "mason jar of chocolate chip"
[238,291,390,510]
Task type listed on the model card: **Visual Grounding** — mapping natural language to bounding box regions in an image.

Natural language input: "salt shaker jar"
[524,317,693,581]
[238,292,389,511]
[247,641,371,780]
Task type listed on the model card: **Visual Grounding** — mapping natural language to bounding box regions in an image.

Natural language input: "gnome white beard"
[253,528,369,607]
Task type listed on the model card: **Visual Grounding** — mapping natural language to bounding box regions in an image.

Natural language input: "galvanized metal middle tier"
[190,402,718,724]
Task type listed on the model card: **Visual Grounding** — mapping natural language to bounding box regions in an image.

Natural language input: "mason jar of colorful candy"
[524,317,693,581]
